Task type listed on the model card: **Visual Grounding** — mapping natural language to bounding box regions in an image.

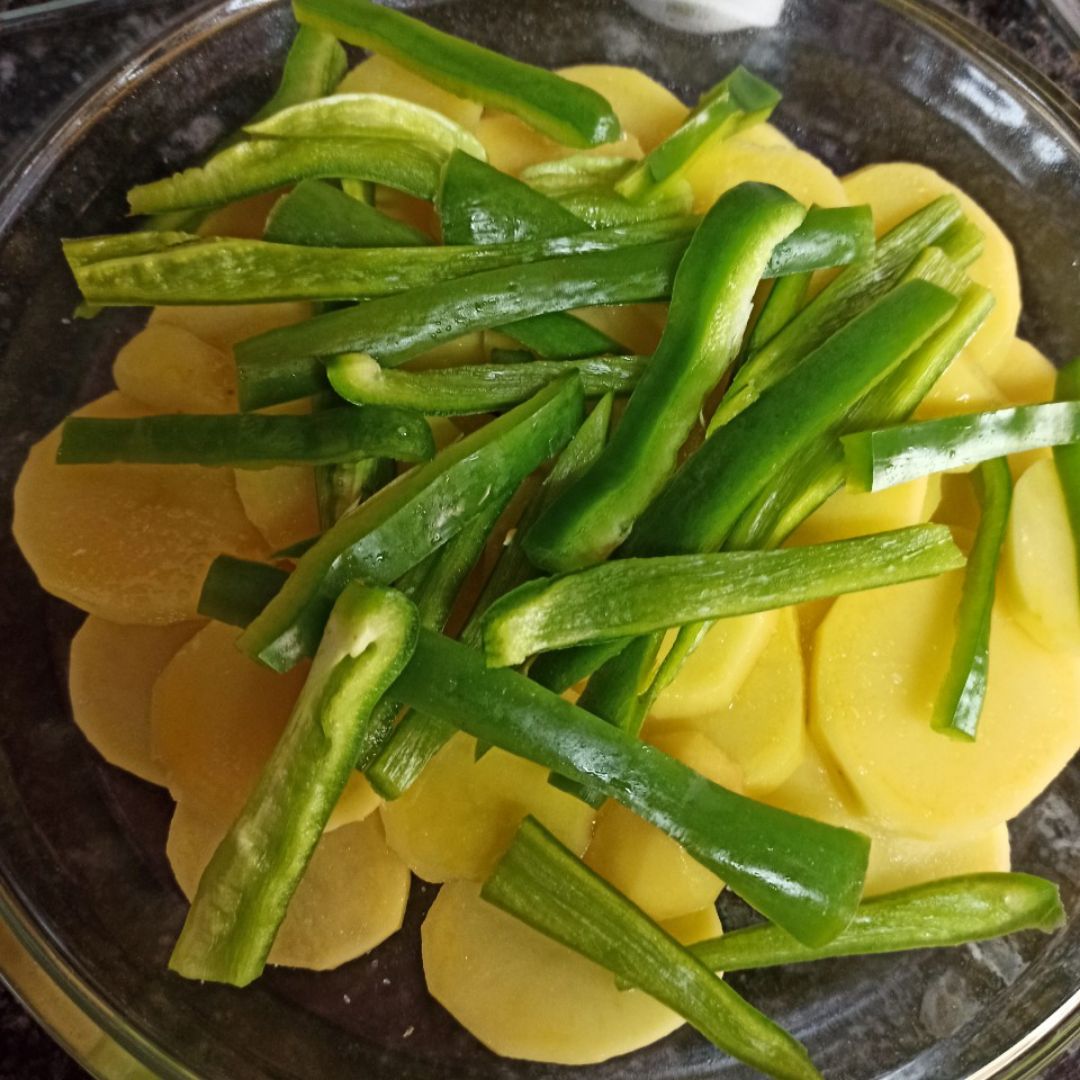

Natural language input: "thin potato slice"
[13,392,268,625]
[151,621,378,829]
[148,302,314,353]
[572,304,665,356]
[168,802,409,970]
[992,337,1057,407]
[69,617,203,785]
[812,571,1080,839]
[196,190,283,239]
[422,879,722,1065]
[234,467,319,552]
[914,352,1007,421]
[379,731,595,883]
[842,163,1020,374]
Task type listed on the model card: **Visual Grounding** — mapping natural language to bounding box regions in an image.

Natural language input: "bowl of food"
[1,0,1079,1077]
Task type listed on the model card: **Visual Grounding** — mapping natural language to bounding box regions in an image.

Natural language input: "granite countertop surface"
[0,0,1078,1077]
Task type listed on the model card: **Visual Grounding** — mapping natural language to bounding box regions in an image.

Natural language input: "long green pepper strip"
[483,818,822,1080]
[238,377,583,672]
[525,182,808,572]
[748,271,812,354]
[292,0,621,148]
[170,584,418,986]
[1053,358,1080,588]
[690,873,1064,973]
[198,556,288,627]
[391,629,869,946]
[56,408,434,468]
[932,458,1012,740]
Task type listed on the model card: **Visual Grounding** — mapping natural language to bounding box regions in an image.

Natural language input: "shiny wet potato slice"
[148,301,314,354]
[234,467,320,552]
[13,392,268,625]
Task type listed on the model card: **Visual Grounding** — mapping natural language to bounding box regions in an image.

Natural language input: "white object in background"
[626,0,785,33]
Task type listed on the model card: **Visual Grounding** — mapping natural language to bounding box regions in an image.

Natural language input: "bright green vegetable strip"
[616,67,781,202]
[747,271,811,354]
[557,186,694,229]
[483,818,822,1080]
[392,628,869,946]
[627,281,958,557]
[129,137,445,216]
[63,231,202,268]
[328,351,645,415]
[264,179,428,247]
[1053,358,1080,587]
[198,556,288,627]
[292,0,620,148]
[933,458,1012,740]
[521,154,635,197]
[497,315,624,361]
[367,397,613,799]
[525,183,807,573]
[935,217,985,266]
[316,455,393,529]
[709,195,963,433]
[691,873,1064,973]
[843,401,1080,492]
[170,583,416,985]
[56,407,434,468]
[246,91,486,160]
[239,377,583,672]
[486,525,964,667]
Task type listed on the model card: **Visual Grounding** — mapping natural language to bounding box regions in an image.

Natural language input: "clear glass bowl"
[0,1,1079,1076]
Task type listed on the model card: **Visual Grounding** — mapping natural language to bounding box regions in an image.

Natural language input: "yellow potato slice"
[476,113,642,176]
[739,122,797,150]
[684,138,848,214]
[932,473,982,533]
[842,163,1020,374]
[402,332,486,371]
[69,617,203,785]
[422,879,722,1065]
[197,190,283,239]
[151,620,378,829]
[914,352,1007,421]
[13,392,268,625]
[374,186,440,240]
[650,610,778,722]
[812,571,1080,839]
[557,64,689,151]
[168,802,409,970]
[234,467,319,552]
[113,323,236,414]
[572,304,665,356]
[1002,457,1080,651]
[338,54,483,130]
[379,731,595,883]
[992,337,1057,406]
[585,730,740,920]
[148,301,313,353]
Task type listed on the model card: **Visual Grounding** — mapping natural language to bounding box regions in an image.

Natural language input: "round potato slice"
[197,190,283,239]
[993,337,1057,407]
[13,392,268,625]
[113,323,236,414]
[379,731,595,883]
[234,467,319,552]
[168,801,409,970]
[151,620,378,830]
[148,301,314,354]
[572,304,665,356]
[841,162,1020,375]
[811,571,1080,839]
[422,879,721,1065]
[69,617,203,786]
[914,352,1006,421]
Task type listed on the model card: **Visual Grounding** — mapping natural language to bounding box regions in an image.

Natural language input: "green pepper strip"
[238,376,583,672]
[691,873,1064,974]
[616,67,781,202]
[264,179,428,247]
[198,556,289,627]
[366,396,613,799]
[932,458,1012,740]
[747,271,811,354]
[556,186,695,229]
[483,818,822,1080]
[1053,358,1080,590]
[170,583,418,986]
[524,183,808,573]
[392,628,869,947]
[484,525,964,668]
[328,351,645,415]
[521,154,635,197]
[55,407,434,468]
[292,0,621,148]
[842,401,1080,492]
[708,195,963,433]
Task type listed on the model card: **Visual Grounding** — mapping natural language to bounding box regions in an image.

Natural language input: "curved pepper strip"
[1053,358,1080,588]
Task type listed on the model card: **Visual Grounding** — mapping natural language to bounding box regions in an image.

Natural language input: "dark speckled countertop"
[0,1,1078,1077]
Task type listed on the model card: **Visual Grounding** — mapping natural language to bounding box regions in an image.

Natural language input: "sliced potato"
[234,467,319,552]
[196,190,283,239]
[842,163,1020,375]
[338,54,483,130]
[374,186,440,240]
[572,304,665,356]
[148,301,313,353]
[168,802,409,970]
[475,112,642,176]
[812,571,1080,839]
[557,64,689,151]
[379,731,595,883]
[738,122,797,151]
[151,620,378,829]
[650,610,777,722]
[113,323,236,414]
[422,879,721,1065]
[1002,457,1080,651]
[402,332,486,371]
[992,337,1057,406]
[914,352,1007,421]
[69,617,203,785]
[13,392,268,625]
[585,730,740,921]
[932,473,982,533]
